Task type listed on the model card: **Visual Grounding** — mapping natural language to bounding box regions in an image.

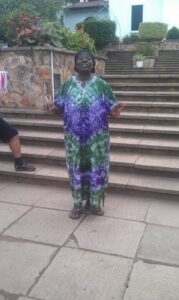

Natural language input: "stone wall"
[0,47,105,109]
[119,40,179,51]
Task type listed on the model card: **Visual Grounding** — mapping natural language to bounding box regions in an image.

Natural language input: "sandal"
[82,199,91,213]
[89,207,104,216]
[69,208,82,219]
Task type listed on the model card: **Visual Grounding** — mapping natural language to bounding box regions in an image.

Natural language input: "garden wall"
[0,47,105,109]
[119,40,179,51]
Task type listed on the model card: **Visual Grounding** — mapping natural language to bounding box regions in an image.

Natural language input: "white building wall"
[64,9,108,31]
[163,0,179,29]
[109,0,164,38]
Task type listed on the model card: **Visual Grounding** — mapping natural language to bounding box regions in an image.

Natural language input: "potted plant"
[133,53,145,68]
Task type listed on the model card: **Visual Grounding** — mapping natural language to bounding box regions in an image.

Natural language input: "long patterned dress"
[54,75,118,209]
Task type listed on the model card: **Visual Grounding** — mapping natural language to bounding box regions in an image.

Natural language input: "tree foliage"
[166,26,179,40]
[76,19,119,49]
[0,0,64,41]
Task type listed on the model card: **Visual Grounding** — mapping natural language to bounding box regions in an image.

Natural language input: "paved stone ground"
[0,180,179,300]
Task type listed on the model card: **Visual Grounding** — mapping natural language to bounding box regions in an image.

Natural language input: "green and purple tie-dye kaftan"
[54,75,118,209]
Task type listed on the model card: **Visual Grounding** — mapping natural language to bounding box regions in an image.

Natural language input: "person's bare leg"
[8,134,21,158]
[8,134,35,171]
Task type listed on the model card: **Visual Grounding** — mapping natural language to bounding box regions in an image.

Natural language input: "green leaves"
[0,0,64,42]
[82,19,119,49]
[166,26,179,40]
[139,22,168,41]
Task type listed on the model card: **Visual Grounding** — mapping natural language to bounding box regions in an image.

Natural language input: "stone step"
[115,90,179,99]
[5,111,179,127]
[105,67,179,73]
[6,121,179,142]
[156,63,179,66]
[120,111,179,121]
[108,60,179,64]
[2,144,179,175]
[0,144,65,164]
[4,117,63,132]
[110,83,179,92]
[121,102,179,114]
[107,51,134,56]
[1,161,179,197]
[106,62,179,66]
[0,108,59,120]
[105,69,179,75]
[103,74,179,84]
[107,66,179,69]
[4,109,179,129]
[106,66,179,70]
[110,135,179,153]
[110,122,179,135]
[2,125,179,152]
[158,56,179,59]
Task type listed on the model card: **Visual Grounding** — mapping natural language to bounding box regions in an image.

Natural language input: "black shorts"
[0,117,18,143]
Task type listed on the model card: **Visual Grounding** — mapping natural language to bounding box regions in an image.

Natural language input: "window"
[131,5,143,31]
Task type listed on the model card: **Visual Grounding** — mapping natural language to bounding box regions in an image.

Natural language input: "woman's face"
[76,52,94,74]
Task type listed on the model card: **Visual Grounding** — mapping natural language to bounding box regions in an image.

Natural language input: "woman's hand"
[43,103,54,112]
[42,95,56,113]
[111,104,125,117]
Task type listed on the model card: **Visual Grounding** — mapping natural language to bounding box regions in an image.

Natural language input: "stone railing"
[0,47,105,109]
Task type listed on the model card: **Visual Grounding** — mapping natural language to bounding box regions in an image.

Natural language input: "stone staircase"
[1,71,179,200]
[105,50,179,74]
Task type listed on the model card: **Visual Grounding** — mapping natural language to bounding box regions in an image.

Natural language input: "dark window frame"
[131,5,143,31]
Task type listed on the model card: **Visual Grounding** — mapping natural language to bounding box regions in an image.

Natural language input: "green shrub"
[0,3,38,43]
[122,33,141,43]
[166,26,179,40]
[77,19,119,49]
[135,43,155,56]
[60,29,96,52]
[5,10,95,51]
[133,53,145,61]
[139,22,168,41]
[0,0,64,42]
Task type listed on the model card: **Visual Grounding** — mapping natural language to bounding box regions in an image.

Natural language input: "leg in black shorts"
[0,117,35,171]
[0,117,18,143]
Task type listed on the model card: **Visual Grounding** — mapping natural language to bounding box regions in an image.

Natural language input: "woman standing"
[45,49,123,219]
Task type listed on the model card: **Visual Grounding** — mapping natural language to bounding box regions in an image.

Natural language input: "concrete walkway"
[0,180,179,300]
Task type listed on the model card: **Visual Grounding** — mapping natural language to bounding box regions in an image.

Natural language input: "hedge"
[139,22,168,41]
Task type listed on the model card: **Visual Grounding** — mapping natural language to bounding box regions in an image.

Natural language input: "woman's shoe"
[69,208,82,219]
[83,199,91,213]
[89,207,104,216]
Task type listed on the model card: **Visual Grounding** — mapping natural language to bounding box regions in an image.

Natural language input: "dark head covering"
[74,49,95,73]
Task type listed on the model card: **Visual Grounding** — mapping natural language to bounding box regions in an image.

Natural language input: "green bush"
[16,20,65,47]
[0,0,63,42]
[135,43,155,56]
[122,33,141,43]
[60,29,96,52]
[5,8,95,51]
[0,3,38,43]
[77,19,119,49]
[133,53,145,61]
[139,22,168,41]
[166,26,179,40]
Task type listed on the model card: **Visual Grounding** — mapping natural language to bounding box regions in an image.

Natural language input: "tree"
[0,0,64,41]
